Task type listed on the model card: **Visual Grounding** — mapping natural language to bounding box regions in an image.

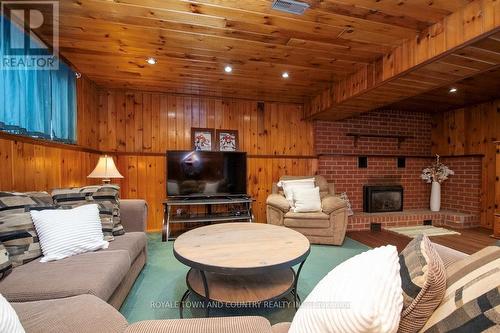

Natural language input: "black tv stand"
[162,196,254,241]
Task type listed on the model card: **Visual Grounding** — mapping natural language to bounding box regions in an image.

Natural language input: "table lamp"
[88,155,123,184]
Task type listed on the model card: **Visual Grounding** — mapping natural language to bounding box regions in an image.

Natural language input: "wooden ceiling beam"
[306,0,500,120]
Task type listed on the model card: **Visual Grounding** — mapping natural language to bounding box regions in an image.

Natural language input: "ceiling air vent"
[271,0,310,15]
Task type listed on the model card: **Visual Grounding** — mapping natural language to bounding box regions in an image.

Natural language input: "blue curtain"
[0,16,77,143]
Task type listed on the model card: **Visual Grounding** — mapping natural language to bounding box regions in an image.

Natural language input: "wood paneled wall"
[95,89,316,231]
[431,99,500,229]
[0,78,315,231]
[95,90,313,155]
[496,142,500,238]
[76,77,100,150]
[0,137,100,192]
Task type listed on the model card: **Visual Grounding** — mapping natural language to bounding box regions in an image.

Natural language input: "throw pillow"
[277,178,315,208]
[292,187,322,213]
[0,293,25,333]
[398,235,446,333]
[0,191,54,267]
[0,242,12,280]
[289,245,403,333]
[420,245,500,332]
[30,204,109,262]
[52,185,123,241]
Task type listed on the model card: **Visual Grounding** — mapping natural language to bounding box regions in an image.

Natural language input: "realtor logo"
[1,1,59,70]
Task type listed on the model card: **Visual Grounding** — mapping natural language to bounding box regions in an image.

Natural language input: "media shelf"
[162,196,254,241]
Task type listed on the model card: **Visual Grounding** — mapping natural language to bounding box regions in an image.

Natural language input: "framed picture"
[217,129,239,151]
[191,128,214,151]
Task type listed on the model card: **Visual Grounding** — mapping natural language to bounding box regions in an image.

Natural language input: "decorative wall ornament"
[191,128,214,151]
[216,129,239,151]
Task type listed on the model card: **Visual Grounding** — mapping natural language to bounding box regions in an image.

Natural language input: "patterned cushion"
[0,192,54,267]
[421,245,500,332]
[51,185,124,241]
[0,242,12,280]
[398,235,447,333]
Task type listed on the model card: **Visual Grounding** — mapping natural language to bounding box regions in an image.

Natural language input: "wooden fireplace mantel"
[346,133,414,149]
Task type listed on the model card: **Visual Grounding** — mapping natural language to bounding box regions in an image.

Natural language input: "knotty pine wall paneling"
[96,89,316,231]
[495,142,500,238]
[76,76,100,150]
[0,137,100,192]
[431,99,500,229]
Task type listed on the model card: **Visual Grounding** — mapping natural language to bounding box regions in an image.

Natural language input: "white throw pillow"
[277,178,315,208]
[293,187,322,213]
[0,294,25,333]
[289,245,403,333]
[30,204,109,262]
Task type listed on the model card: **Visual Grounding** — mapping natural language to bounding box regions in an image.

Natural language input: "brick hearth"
[349,209,480,231]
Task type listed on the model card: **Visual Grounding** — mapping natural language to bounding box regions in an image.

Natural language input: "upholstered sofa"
[0,199,148,310]
[7,241,473,333]
[266,175,348,245]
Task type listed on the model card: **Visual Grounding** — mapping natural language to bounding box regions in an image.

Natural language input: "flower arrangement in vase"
[421,155,454,211]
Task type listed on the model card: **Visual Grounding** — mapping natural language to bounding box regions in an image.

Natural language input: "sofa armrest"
[266,194,290,213]
[125,317,273,333]
[120,199,148,232]
[321,195,347,215]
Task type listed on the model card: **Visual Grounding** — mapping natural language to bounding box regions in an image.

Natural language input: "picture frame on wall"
[216,129,239,151]
[191,128,214,151]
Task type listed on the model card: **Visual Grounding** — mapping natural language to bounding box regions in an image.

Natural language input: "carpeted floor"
[120,233,370,325]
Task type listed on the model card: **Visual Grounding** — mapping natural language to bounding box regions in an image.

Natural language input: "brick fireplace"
[314,110,482,231]
[363,185,404,213]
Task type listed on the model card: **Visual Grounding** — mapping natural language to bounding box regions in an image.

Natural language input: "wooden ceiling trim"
[306,0,500,120]
[92,79,307,103]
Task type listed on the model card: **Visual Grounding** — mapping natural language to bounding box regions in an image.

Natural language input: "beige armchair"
[266,175,348,246]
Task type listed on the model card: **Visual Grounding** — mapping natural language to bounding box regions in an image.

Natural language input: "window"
[0,16,77,143]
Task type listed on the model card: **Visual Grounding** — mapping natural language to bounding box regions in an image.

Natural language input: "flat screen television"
[166,150,247,198]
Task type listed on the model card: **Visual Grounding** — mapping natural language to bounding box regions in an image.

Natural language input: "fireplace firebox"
[363,185,403,213]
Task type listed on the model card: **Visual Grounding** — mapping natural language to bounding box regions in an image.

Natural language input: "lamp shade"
[88,155,123,182]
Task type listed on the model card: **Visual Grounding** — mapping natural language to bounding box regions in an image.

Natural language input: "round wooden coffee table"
[173,222,310,317]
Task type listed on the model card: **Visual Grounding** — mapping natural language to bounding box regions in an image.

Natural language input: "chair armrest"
[321,195,347,215]
[120,199,148,232]
[266,194,290,213]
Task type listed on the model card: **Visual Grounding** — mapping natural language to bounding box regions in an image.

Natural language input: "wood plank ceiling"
[32,0,473,103]
[386,67,500,112]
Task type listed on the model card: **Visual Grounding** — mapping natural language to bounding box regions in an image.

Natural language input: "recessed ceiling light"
[224,65,232,73]
[449,87,457,93]
[282,72,289,79]
[75,72,82,79]
[146,57,157,65]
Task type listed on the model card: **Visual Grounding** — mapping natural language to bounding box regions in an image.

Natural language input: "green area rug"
[120,233,370,325]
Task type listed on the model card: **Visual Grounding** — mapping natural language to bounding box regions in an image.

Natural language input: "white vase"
[430,181,441,212]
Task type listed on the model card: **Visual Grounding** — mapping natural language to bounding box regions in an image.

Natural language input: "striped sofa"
[0,199,148,310]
